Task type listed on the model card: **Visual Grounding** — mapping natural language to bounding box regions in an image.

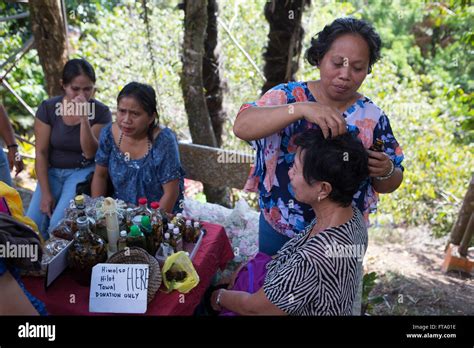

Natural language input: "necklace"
[118,131,152,158]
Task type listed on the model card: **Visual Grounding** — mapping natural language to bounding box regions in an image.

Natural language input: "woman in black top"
[26,59,112,240]
[211,128,369,315]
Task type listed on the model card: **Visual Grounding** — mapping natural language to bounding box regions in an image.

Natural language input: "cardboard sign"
[89,263,149,314]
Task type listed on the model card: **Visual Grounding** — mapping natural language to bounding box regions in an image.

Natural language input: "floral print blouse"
[238,81,404,237]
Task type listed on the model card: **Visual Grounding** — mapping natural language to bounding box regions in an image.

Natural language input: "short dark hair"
[62,58,96,85]
[117,82,159,141]
[294,128,369,207]
[305,17,382,74]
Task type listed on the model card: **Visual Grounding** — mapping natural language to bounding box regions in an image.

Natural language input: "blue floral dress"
[239,81,404,237]
[95,124,185,212]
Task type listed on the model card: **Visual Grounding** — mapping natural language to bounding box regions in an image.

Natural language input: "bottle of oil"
[172,213,186,235]
[184,220,193,243]
[117,230,128,251]
[150,201,163,252]
[140,215,155,254]
[193,221,201,243]
[172,227,183,252]
[67,216,107,286]
[162,232,173,257]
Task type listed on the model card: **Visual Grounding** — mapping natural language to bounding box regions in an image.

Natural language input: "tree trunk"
[29,0,68,97]
[202,0,231,207]
[449,175,474,255]
[261,0,310,94]
[181,0,231,207]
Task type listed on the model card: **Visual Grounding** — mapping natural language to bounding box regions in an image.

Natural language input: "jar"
[67,216,107,286]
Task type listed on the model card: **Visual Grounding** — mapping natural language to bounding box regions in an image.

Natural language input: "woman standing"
[91,82,184,213]
[233,17,404,256]
[0,104,24,186]
[27,59,112,240]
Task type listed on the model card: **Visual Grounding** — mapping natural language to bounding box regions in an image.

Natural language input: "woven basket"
[107,247,161,303]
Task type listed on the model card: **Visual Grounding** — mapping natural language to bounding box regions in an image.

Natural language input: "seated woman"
[26,59,112,240]
[91,82,185,213]
[211,128,369,315]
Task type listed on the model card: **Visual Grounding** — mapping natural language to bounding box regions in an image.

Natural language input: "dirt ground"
[365,225,473,315]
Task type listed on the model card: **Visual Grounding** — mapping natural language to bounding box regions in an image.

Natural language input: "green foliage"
[362,271,383,315]
[0,2,46,134]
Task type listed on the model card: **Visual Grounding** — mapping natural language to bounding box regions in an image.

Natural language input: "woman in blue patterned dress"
[234,17,404,255]
[91,82,185,213]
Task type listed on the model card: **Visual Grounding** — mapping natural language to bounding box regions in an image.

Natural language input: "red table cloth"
[22,222,234,315]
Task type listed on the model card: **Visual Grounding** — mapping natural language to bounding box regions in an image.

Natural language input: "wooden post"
[180,0,216,148]
[261,0,310,94]
[181,0,232,207]
[449,175,474,248]
[202,0,231,207]
[442,175,474,273]
[29,0,68,97]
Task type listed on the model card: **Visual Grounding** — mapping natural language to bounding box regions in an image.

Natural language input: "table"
[22,222,234,315]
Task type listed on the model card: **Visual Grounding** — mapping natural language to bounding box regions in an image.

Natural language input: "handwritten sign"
[89,263,149,314]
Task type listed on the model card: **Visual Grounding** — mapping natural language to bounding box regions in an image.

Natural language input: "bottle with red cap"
[137,197,152,218]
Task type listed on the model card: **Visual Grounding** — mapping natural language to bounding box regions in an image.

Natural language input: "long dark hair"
[117,82,159,141]
[62,58,96,85]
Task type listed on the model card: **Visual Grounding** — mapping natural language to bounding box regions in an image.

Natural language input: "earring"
[317,196,321,202]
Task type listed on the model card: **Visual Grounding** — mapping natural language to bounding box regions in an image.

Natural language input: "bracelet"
[7,144,18,149]
[375,160,395,181]
[216,289,224,308]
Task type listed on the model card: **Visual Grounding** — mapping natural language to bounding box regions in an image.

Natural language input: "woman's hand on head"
[298,102,347,138]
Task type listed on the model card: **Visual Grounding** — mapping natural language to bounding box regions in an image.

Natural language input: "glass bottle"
[75,195,86,217]
[117,231,128,251]
[126,225,147,250]
[183,220,193,243]
[369,138,384,152]
[172,227,183,252]
[150,201,163,251]
[162,232,173,257]
[173,213,186,235]
[137,197,152,218]
[67,216,107,286]
[69,195,86,233]
[140,215,155,254]
[193,221,201,243]
[156,231,173,259]
[167,223,176,250]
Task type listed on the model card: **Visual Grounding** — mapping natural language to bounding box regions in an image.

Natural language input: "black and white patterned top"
[263,206,368,315]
